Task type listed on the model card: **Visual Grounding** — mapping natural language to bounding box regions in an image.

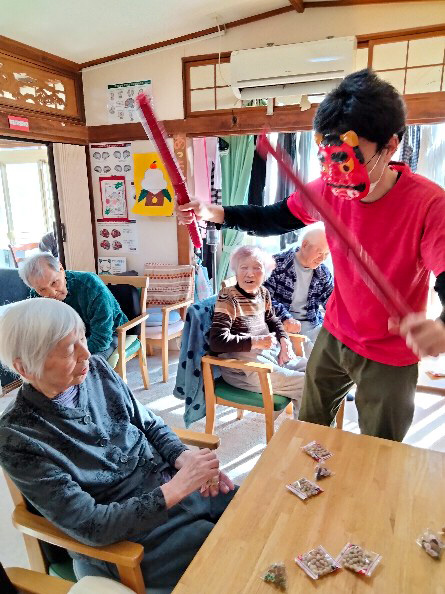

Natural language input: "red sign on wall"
[8,115,30,131]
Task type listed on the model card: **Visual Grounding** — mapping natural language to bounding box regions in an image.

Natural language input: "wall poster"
[107,80,152,124]
[132,152,174,217]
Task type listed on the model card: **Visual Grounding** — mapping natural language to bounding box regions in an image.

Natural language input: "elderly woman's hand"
[161,448,220,508]
[278,337,296,366]
[251,333,277,350]
[200,470,235,498]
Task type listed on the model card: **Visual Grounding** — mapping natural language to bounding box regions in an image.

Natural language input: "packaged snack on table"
[417,529,445,559]
[314,463,333,481]
[286,477,323,500]
[336,543,382,576]
[261,562,287,590]
[295,545,340,580]
[301,441,333,461]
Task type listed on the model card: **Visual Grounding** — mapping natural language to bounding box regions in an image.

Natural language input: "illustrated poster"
[99,176,128,220]
[97,221,138,253]
[90,142,134,202]
[107,80,152,124]
[97,257,127,274]
[132,153,174,217]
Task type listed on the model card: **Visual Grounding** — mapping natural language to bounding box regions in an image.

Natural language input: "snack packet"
[336,543,382,576]
[295,545,340,580]
[417,529,445,559]
[301,441,333,461]
[261,562,287,590]
[314,463,333,481]
[286,477,323,501]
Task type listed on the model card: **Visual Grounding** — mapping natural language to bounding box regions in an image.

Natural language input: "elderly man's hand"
[283,318,301,333]
[177,200,225,225]
[390,313,445,358]
[278,337,296,365]
[161,448,220,508]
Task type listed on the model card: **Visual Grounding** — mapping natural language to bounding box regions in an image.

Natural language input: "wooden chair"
[146,300,193,383]
[8,243,40,268]
[3,429,220,594]
[202,331,344,442]
[99,275,150,389]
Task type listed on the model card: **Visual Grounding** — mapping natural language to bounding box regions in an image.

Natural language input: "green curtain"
[217,135,255,289]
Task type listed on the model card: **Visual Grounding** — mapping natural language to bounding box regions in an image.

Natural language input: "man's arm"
[320,267,334,309]
[177,199,305,237]
[223,200,306,237]
[270,298,293,322]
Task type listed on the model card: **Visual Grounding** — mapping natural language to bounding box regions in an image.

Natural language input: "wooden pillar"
[173,133,192,265]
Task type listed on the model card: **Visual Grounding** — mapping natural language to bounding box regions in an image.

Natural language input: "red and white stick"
[136,93,202,249]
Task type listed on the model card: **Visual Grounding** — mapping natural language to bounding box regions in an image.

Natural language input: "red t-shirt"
[287,163,445,366]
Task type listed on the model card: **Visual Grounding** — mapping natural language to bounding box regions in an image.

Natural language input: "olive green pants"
[299,327,418,442]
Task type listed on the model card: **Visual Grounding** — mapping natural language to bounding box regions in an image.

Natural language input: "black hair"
[313,69,406,151]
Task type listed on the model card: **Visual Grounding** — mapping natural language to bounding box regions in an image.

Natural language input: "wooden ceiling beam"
[289,0,305,12]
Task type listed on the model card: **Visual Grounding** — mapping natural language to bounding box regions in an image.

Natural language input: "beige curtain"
[53,144,95,272]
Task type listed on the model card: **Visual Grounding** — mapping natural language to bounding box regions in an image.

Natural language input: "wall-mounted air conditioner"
[230,37,356,101]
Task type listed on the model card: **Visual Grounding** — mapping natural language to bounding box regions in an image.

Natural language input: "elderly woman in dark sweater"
[210,246,307,418]
[0,299,235,593]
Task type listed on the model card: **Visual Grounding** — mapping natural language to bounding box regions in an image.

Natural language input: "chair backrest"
[99,275,148,336]
[144,263,195,306]
[8,243,40,268]
[221,276,236,290]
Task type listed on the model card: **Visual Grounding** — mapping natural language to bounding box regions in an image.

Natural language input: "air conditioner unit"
[230,37,356,101]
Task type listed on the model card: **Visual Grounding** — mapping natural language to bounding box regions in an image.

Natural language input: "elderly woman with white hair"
[0,299,235,593]
[210,245,307,417]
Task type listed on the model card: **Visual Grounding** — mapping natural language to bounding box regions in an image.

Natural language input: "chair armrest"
[287,333,307,343]
[173,428,220,449]
[5,567,74,593]
[202,354,273,373]
[116,313,149,333]
[160,300,193,313]
[12,504,144,568]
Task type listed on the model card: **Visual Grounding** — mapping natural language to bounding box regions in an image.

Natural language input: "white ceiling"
[0,0,293,63]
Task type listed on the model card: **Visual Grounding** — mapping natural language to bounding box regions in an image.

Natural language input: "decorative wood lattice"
[0,54,80,119]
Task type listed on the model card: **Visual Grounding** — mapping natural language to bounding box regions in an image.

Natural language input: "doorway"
[0,137,64,268]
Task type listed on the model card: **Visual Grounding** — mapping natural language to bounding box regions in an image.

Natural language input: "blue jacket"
[264,247,333,328]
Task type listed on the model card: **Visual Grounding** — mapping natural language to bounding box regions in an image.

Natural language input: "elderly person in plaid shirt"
[264,228,333,357]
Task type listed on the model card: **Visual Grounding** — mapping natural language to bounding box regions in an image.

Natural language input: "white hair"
[0,298,84,381]
[230,245,276,280]
[18,252,60,288]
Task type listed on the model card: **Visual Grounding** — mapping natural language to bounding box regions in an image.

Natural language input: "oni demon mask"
[315,130,373,201]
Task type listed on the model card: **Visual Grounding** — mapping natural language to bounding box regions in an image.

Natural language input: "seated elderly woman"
[19,252,127,358]
[210,245,307,418]
[0,299,235,593]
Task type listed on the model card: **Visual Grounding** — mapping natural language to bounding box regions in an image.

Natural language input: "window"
[371,35,445,95]
[0,142,55,268]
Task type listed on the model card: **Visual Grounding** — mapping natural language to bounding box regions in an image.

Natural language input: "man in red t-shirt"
[178,70,445,441]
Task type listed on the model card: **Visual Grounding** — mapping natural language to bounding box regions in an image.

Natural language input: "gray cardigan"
[0,356,188,546]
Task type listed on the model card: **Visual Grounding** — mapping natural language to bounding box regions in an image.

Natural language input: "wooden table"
[173,420,445,594]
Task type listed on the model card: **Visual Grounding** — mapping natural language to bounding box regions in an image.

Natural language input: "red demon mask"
[316,130,370,201]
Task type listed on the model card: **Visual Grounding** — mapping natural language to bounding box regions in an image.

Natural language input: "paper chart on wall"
[97,221,138,254]
[97,257,127,274]
[107,80,152,124]
[90,142,135,203]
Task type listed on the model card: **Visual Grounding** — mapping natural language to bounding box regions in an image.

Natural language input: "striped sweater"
[209,284,287,353]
